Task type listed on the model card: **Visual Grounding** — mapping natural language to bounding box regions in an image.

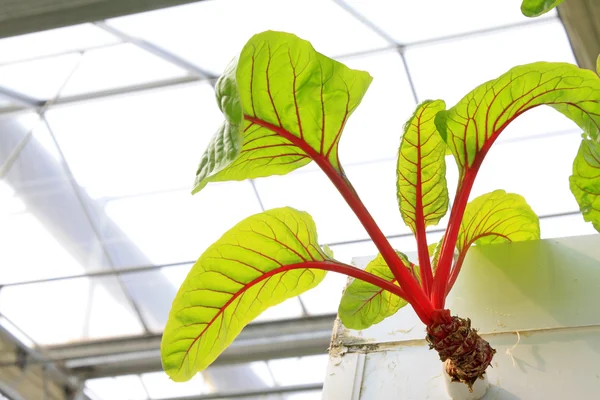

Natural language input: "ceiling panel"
[342,0,555,44]
[107,0,389,75]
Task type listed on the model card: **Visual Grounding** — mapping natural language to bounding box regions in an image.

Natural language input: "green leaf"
[427,242,438,257]
[161,207,331,381]
[457,190,540,252]
[193,31,372,194]
[596,54,599,76]
[521,0,564,17]
[338,252,412,330]
[193,59,244,193]
[397,100,449,231]
[436,62,600,179]
[570,139,600,232]
[322,244,334,258]
[431,236,444,273]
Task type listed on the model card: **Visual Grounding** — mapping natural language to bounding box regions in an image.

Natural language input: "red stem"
[177,260,423,369]
[298,261,407,298]
[245,115,434,324]
[430,108,534,308]
[431,172,476,308]
[414,196,433,296]
[413,111,434,295]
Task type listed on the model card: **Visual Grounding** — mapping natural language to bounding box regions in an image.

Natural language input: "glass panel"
[300,272,347,315]
[0,53,81,99]
[103,183,262,266]
[107,0,388,74]
[405,19,577,116]
[268,354,327,386]
[328,233,440,265]
[285,392,322,400]
[328,240,380,265]
[0,276,145,345]
[254,170,362,244]
[254,298,304,323]
[0,180,26,215]
[540,214,598,239]
[46,82,222,199]
[0,212,88,284]
[337,51,417,164]
[0,94,16,109]
[60,43,188,97]
[85,375,148,400]
[141,370,209,399]
[255,159,446,245]
[203,361,274,392]
[0,24,118,65]
[343,0,554,44]
[469,132,581,216]
[1,115,113,284]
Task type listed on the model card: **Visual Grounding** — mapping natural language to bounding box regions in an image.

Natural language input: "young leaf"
[338,252,412,330]
[457,190,540,252]
[193,31,372,193]
[521,0,564,17]
[570,139,600,232]
[430,237,444,273]
[436,62,600,179]
[427,242,438,257]
[397,100,449,231]
[161,207,331,382]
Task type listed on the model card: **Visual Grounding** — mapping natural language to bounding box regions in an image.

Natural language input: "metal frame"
[155,383,322,400]
[558,0,600,72]
[43,314,336,379]
[0,2,591,399]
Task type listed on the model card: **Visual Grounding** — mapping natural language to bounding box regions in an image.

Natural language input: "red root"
[426,311,496,390]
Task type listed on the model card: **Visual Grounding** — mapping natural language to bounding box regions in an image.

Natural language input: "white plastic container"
[442,360,488,400]
[323,235,600,399]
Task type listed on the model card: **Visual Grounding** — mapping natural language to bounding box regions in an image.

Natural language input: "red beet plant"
[161,31,600,388]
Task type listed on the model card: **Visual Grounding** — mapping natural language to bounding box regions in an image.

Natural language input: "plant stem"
[245,116,434,322]
[430,108,528,308]
[413,109,434,296]
[414,192,433,295]
[431,170,476,308]
[303,261,407,298]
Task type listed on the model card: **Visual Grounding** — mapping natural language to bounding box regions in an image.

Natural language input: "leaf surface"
[338,252,412,330]
[436,62,600,179]
[570,139,600,231]
[521,0,564,17]
[161,207,331,381]
[457,190,540,252]
[397,100,449,231]
[193,31,372,193]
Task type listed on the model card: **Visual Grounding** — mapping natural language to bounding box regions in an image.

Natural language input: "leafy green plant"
[161,30,600,388]
[521,0,565,17]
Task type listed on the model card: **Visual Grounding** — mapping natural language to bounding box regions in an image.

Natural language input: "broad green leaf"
[436,62,600,179]
[457,190,540,252]
[193,31,372,193]
[597,54,599,75]
[161,207,331,381]
[521,0,564,17]
[397,100,449,231]
[570,139,600,231]
[428,242,438,257]
[338,252,412,330]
